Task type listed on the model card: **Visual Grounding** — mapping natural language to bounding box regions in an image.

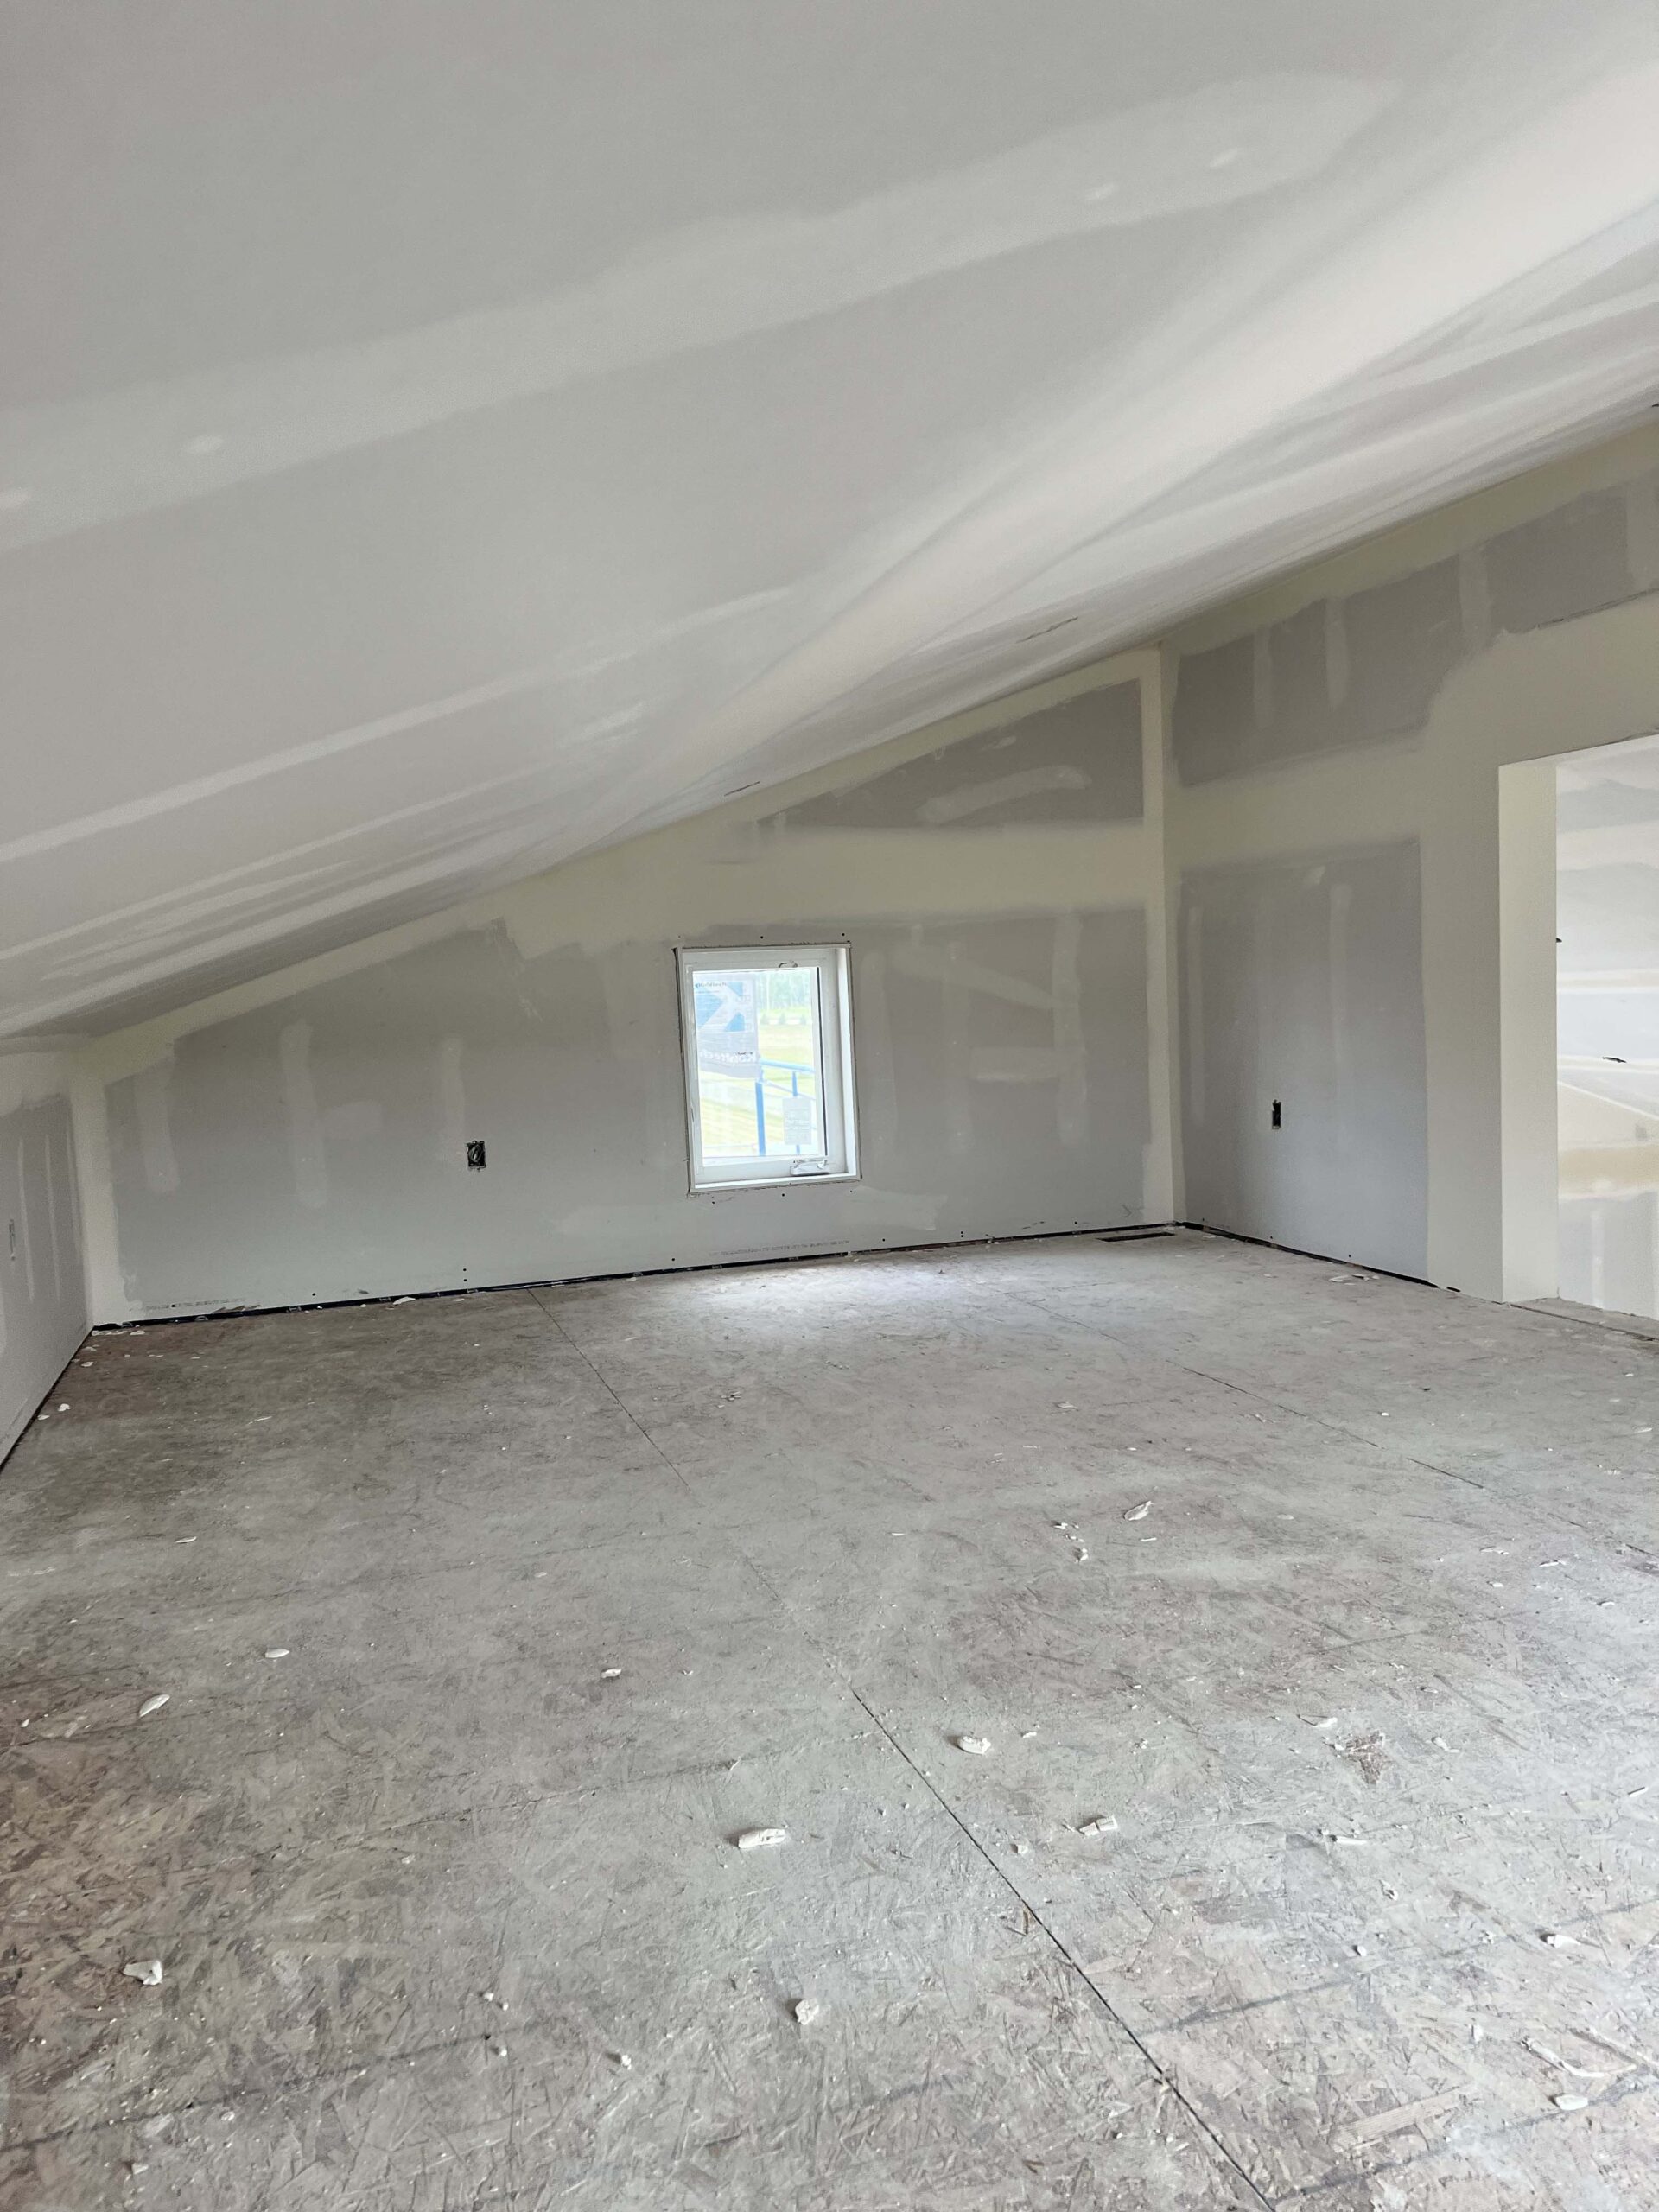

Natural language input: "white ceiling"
[5,1,1659,1039]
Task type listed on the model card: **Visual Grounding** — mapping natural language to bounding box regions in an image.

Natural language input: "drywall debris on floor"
[121,1961,163,1986]
[137,1694,169,1717]
[8,1228,1659,2203]
[734,1827,787,1850]
[1336,1729,1389,1784]
[263,1647,289,1659]
[792,1999,820,2025]
[1123,1499,1151,1521]
[953,1734,993,1755]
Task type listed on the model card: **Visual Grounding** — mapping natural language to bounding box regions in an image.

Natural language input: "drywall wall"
[1556,733,1659,1320]
[71,655,1171,1320]
[1179,843,1427,1277]
[1166,422,1659,1294]
[0,1052,87,1462]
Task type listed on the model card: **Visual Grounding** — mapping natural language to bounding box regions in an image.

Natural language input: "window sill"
[692,1170,860,1197]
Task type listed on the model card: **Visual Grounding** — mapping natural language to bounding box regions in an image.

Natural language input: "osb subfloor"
[3,1230,1657,2210]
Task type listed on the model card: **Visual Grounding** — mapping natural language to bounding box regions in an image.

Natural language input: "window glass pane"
[692,964,826,1165]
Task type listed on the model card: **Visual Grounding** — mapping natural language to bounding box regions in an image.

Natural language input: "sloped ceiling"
[5,0,1659,1039]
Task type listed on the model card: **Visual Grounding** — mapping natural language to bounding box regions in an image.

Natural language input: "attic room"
[3,5,1659,2204]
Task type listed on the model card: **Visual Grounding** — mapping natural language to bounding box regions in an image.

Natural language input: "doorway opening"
[1556,732,1659,1323]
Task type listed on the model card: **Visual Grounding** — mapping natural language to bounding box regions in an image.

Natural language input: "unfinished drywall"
[1557,732,1659,1319]
[9,11,1659,1046]
[1179,843,1427,1277]
[1166,422,1659,1294]
[763,682,1143,830]
[0,1052,87,1461]
[72,658,1168,1320]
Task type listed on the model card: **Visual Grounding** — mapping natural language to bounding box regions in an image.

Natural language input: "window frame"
[677,943,859,1192]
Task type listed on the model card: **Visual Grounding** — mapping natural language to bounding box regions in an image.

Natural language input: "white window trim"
[677,944,859,1192]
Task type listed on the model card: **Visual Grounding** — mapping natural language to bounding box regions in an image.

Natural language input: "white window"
[677,944,857,1189]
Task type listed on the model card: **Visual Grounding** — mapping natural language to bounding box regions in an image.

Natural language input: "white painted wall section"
[0,1051,88,1463]
[1556,733,1659,1319]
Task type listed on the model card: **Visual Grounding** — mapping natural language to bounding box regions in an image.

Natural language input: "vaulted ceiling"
[5,0,1659,1037]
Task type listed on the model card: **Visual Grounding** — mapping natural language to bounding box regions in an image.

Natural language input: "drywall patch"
[765,683,1142,830]
[1487,488,1639,636]
[1177,562,1470,786]
[1172,634,1255,785]
[1265,601,1329,760]
[1340,558,1465,747]
[881,908,1149,1212]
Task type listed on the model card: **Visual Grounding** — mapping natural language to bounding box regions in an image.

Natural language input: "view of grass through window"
[691,963,825,1164]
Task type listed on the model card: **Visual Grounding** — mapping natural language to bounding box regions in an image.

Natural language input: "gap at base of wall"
[92,1222,1185,1332]
[1183,1220,1432,1289]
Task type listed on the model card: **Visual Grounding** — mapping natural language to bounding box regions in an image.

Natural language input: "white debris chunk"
[122,1960,164,1986]
[1123,1501,1152,1522]
[264,1648,290,1660]
[611,2050,632,2069]
[1552,2093,1589,2112]
[1541,1930,1580,1948]
[137,1694,169,1719]
[953,1735,993,1756]
[792,1999,820,2025]
[735,1827,788,1851]
[1078,1816,1118,1837]
[601,1667,622,1680]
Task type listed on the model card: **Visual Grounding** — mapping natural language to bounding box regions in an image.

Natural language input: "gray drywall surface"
[1172,465,1659,787]
[0,1084,86,1462]
[765,683,1143,830]
[1166,429,1659,1300]
[1179,843,1427,1279]
[101,908,1151,1316]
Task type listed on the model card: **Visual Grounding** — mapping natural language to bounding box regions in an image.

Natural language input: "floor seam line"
[978,1268,1601,1524]
[524,1292,698,1499]
[838,1680,1277,2212]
